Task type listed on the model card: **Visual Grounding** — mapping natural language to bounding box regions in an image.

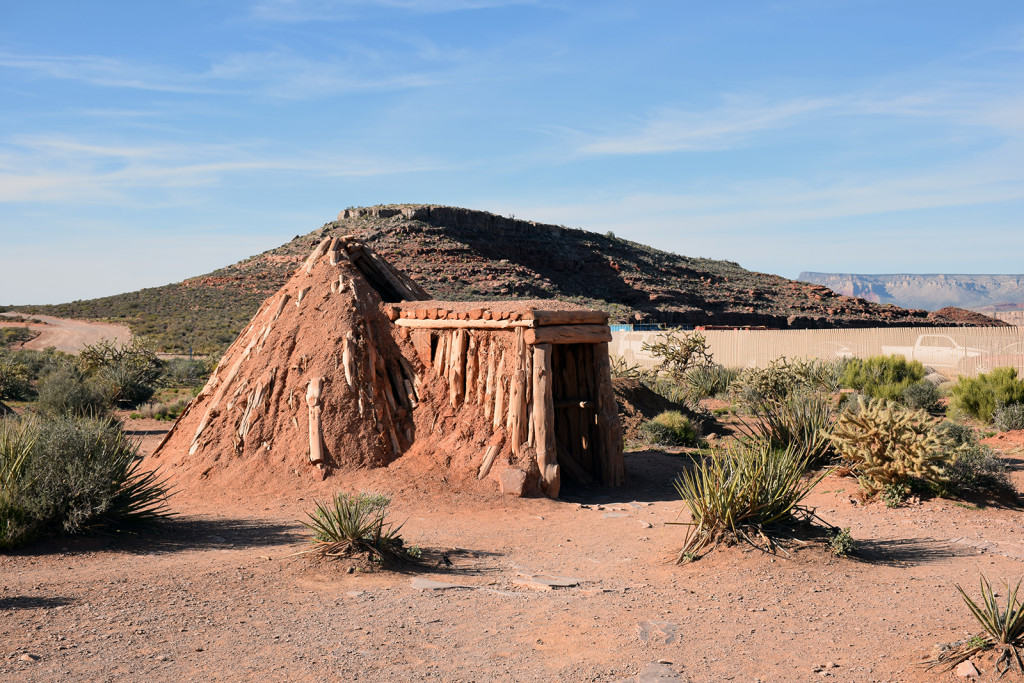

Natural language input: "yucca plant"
[930,576,1024,675]
[302,492,415,564]
[735,390,835,468]
[672,444,829,561]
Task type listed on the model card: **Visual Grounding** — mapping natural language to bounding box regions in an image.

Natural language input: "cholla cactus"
[827,397,947,494]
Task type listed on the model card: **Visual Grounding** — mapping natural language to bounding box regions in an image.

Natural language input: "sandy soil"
[0,313,131,353]
[2,423,1023,682]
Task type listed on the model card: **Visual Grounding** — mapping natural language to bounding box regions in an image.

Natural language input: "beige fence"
[610,326,1024,378]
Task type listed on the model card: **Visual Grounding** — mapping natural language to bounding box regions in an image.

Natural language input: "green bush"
[931,576,1024,675]
[994,404,1024,432]
[731,359,802,407]
[78,341,163,408]
[642,331,714,383]
[34,366,111,417]
[161,358,212,387]
[949,367,1024,423]
[0,355,30,402]
[683,364,739,399]
[639,411,701,447]
[672,444,826,560]
[1,415,172,548]
[133,398,190,421]
[840,355,926,402]
[902,379,940,412]
[943,442,1011,496]
[302,492,415,564]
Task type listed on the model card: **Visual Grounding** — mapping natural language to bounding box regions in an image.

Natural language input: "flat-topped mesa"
[151,227,624,500]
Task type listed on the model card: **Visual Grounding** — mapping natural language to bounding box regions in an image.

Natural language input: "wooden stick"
[449,329,468,408]
[306,376,325,464]
[465,332,478,405]
[393,318,534,330]
[493,350,506,432]
[523,324,612,345]
[523,310,610,326]
[532,344,560,498]
[477,433,505,480]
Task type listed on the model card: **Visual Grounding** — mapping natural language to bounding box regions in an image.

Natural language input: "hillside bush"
[827,397,946,495]
[839,355,926,402]
[949,367,1024,423]
[78,341,163,408]
[994,404,1024,432]
[1,415,172,548]
[730,359,803,407]
[639,411,701,447]
[161,358,212,387]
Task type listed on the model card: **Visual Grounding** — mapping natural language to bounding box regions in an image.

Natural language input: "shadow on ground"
[852,537,962,567]
[560,450,691,505]
[0,595,75,611]
[10,517,304,557]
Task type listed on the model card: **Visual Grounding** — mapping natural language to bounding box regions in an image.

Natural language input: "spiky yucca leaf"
[672,444,828,561]
[302,492,412,564]
[931,576,1024,675]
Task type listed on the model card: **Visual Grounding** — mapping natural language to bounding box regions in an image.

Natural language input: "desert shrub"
[683,364,738,399]
[995,404,1024,432]
[902,380,940,412]
[840,355,926,402]
[642,331,714,383]
[931,576,1024,675]
[737,390,835,468]
[949,367,1024,424]
[1,415,172,548]
[0,355,30,402]
[642,378,689,405]
[161,358,212,388]
[34,366,111,417]
[730,359,802,407]
[135,398,190,421]
[0,419,37,549]
[79,341,163,408]
[610,355,649,381]
[639,411,701,447]
[829,527,856,557]
[672,444,826,560]
[827,397,947,495]
[943,442,1011,496]
[302,492,415,564]
[0,327,35,348]
[790,357,849,394]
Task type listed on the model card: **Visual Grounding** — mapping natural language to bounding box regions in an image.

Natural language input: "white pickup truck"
[880,334,984,370]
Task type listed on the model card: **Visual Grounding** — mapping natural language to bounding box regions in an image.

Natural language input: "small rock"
[639,521,653,529]
[955,660,981,678]
[498,468,527,496]
[603,512,628,518]
[155,655,169,662]
[19,654,40,662]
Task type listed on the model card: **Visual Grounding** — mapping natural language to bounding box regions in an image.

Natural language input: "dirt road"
[0,313,131,353]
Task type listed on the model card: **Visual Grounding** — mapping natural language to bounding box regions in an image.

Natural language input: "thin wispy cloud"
[250,0,541,22]
[0,135,445,204]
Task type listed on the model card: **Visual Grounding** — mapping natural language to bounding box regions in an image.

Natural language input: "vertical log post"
[593,342,625,486]
[532,343,560,498]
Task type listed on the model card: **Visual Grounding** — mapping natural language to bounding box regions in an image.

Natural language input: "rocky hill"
[799,272,1024,312]
[7,205,990,354]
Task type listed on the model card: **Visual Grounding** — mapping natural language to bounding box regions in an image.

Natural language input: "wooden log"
[468,308,483,320]
[477,433,505,480]
[483,341,496,422]
[342,331,357,388]
[306,376,325,464]
[532,344,560,498]
[449,329,467,408]
[303,237,333,275]
[483,310,493,320]
[410,329,433,367]
[393,318,533,330]
[432,332,447,376]
[327,237,341,266]
[593,342,625,487]
[493,350,506,432]
[465,332,478,405]
[523,324,612,345]
[383,305,399,322]
[475,335,488,405]
[507,374,524,457]
[561,345,583,472]
[523,310,610,326]
[426,309,438,320]
[416,309,428,320]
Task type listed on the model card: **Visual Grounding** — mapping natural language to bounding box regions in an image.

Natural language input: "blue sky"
[1,0,1022,304]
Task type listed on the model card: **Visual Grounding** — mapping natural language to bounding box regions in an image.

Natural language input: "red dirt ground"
[2,419,1023,682]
